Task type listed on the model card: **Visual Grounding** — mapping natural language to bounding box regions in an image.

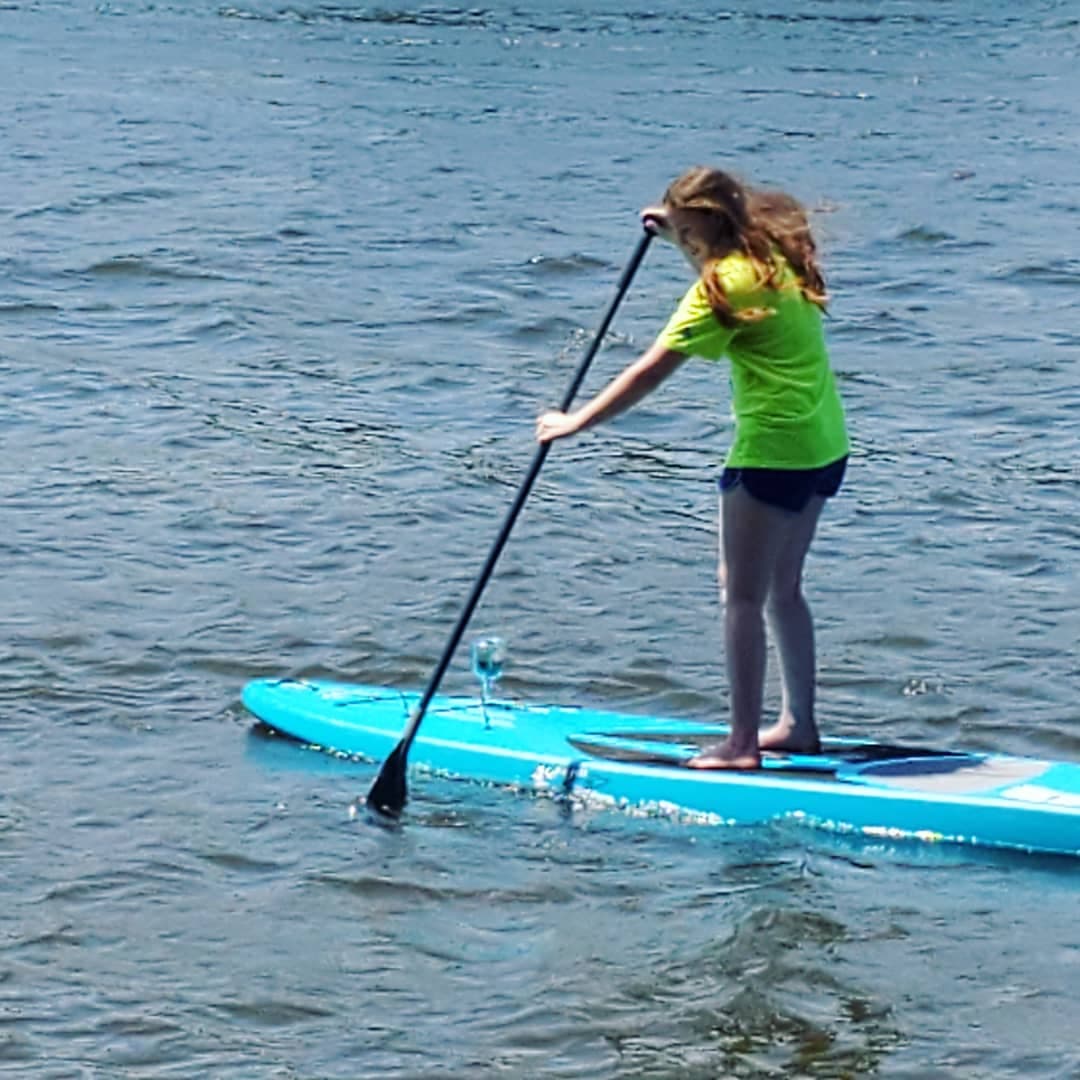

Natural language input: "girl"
[536,166,849,769]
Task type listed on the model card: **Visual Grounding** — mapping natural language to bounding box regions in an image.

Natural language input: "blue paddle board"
[242,678,1080,858]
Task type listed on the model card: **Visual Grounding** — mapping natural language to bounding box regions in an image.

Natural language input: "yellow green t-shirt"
[657,251,849,469]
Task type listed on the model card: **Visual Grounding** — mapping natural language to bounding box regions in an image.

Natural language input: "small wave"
[508,314,579,341]
[0,301,62,315]
[219,4,490,28]
[14,188,176,220]
[309,870,461,902]
[80,256,228,283]
[896,225,958,246]
[412,300,507,326]
[212,998,335,1025]
[310,869,574,905]
[996,262,1080,287]
[197,850,289,873]
[526,252,609,277]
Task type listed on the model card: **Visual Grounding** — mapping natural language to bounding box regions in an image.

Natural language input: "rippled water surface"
[2,1,1079,1075]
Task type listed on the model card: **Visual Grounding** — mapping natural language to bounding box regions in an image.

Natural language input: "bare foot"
[758,717,821,755]
[688,740,761,770]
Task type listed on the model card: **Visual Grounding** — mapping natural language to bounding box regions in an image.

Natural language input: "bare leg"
[690,485,785,769]
[759,496,826,754]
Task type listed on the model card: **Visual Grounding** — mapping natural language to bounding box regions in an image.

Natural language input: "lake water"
[2,1,1079,1075]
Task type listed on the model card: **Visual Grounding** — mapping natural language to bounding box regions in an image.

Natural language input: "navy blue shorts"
[719,456,848,513]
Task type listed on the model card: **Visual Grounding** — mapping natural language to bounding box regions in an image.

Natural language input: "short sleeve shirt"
[658,252,849,469]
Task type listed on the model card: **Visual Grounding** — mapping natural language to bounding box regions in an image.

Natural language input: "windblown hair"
[662,166,828,326]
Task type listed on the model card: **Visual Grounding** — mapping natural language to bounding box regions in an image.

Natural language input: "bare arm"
[536,341,688,443]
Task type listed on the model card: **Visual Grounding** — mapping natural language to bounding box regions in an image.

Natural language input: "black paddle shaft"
[366,230,653,818]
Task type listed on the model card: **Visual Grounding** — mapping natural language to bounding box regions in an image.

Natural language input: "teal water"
[2,1,1079,1075]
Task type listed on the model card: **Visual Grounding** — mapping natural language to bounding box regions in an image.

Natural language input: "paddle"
[365,229,653,818]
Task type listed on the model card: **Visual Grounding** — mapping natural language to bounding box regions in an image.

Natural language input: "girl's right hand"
[536,410,583,444]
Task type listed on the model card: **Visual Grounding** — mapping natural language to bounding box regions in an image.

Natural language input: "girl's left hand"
[536,410,582,443]
[640,204,672,240]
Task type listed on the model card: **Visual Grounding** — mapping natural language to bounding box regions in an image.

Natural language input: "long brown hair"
[662,166,828,326]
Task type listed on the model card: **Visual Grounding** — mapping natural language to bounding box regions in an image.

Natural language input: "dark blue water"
[2,1,1079,1075]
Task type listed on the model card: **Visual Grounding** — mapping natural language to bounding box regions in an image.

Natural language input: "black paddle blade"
[366,741,408,818]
